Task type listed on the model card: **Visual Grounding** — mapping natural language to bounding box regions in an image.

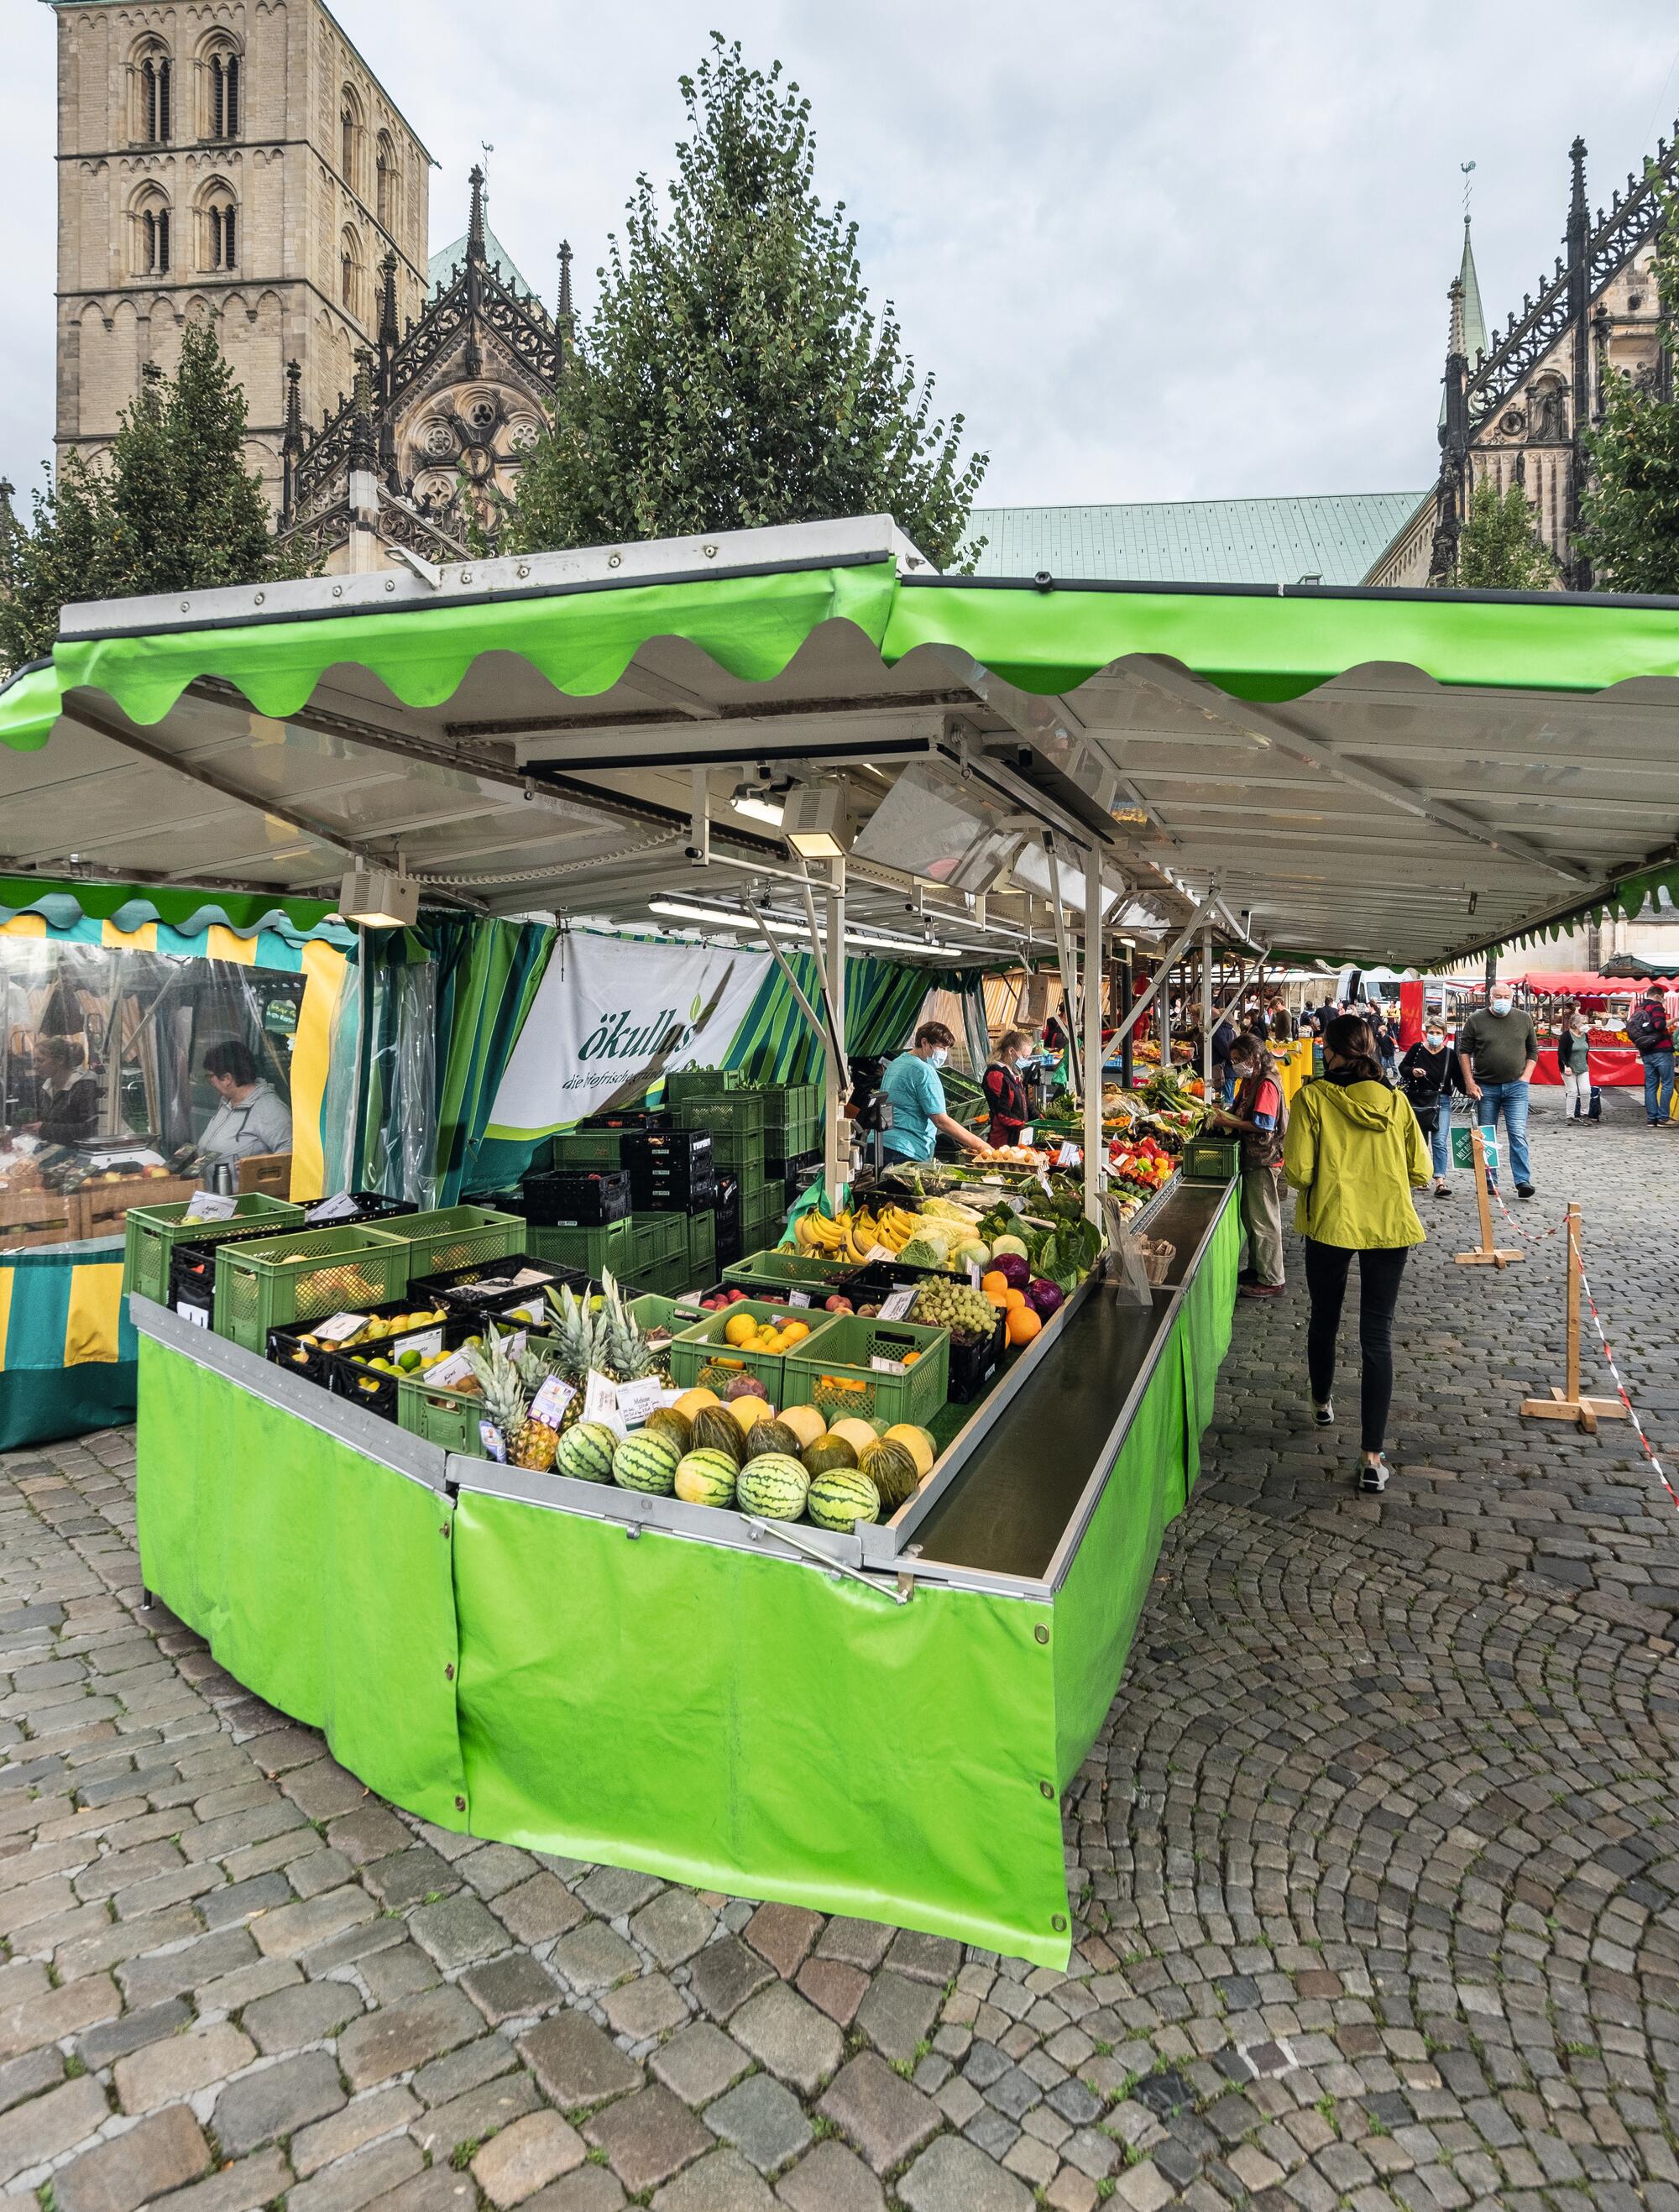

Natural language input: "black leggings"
[1303,1240,1410,1454]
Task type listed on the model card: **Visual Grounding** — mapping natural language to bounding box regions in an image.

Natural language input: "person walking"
[1210,1030,1288,1298]
[1456,986,1540,1198]
[1626,985,1676,1128]
[1283,1013,1429,1494]
[1555,1007,1593,1124]
[981,1029,1033,1149]
[1397,1017,1462,1197]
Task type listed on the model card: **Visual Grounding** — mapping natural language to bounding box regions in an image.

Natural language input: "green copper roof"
[430,226,542,304]
[969,494,1428,587]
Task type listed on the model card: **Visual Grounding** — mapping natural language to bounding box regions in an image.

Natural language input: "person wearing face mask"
[1397,1017,1463,1197]
[879,1022,991,1166]
[1555,1006,1593,1124]
[1208,1029,1288,1297]
[1283,1014,1429,1493]
[981,1028,1034,1149]
[1456,986,1540,1198]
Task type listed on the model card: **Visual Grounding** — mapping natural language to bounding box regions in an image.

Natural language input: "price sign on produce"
[870,1354,907,1375]
[787,1289,812,1307]
[529,1375,576,1430]
[314,1311,370,1344]
[1057,1142,1080,1169]
[183,1190,239,1224]
[426,1349,475,1389]
[967,1259,982,1288]
[879,1286,917,1321]
[175,1302,210,1329]
[305,1192,361,1224]
[863,1243,894,1263]
[615,1377,666,1429]
[583,1370,623,1433]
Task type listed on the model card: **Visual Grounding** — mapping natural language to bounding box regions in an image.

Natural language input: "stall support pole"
[1454,1128,1524,1268]
[1084,845,1106,1228]
[822,868,848,1206]
[1120,947,1135,1092]
[1159,965,1172,1064]
[1519,1203,1627,1433]
[1045,839,1080,1104]
[1199,926,1213,1087]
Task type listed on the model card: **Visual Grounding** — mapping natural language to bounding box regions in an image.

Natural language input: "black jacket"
[982,1061,1030,1144]
[1398,1041,1461,1113]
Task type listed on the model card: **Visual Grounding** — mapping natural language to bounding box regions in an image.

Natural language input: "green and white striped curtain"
[726,955,933,1083]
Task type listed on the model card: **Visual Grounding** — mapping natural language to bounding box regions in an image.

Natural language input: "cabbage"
[994,1252,1030,1290]
[1027,1279,1064,1318]
[990,1233,1029,1262]
[899,1237,947,1270]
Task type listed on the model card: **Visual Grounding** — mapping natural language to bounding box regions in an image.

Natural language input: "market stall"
[1514,970,1675,1096]
[8,514,1679,1956]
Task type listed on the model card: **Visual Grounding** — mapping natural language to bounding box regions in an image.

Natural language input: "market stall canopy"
[3,515,1679,967]
[1516,971,1675,994]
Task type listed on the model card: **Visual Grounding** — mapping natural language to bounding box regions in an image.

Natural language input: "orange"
[981,1270,1008,1298]
[1004,1288,1026,1312]
[1006,1306,1042,1347]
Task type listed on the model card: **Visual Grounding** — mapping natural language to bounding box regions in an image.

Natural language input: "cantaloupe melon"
[776,1403,827,1450]
[728,1394,773,1437]
[828,1416,880,1457]
[673,1387,719,1422]
[882,1424,935,1480]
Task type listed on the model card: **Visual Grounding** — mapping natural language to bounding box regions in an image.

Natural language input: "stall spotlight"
[730,789,787,829]
[339,865,418,930]
[781,779,852,860]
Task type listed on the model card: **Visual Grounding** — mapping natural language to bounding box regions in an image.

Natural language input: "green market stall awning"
[4,515,1679,965]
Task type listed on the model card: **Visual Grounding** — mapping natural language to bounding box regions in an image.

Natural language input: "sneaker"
[1313,1399,1335,1428]
[1240,1283,1283,1299]
[1359,1455,1392,1494]
[1516,1182,1536,1199]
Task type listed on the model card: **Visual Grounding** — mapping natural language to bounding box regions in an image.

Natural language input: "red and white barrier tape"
[1567,1223,1679,1513]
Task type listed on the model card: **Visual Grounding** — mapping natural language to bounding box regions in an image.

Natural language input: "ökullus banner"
[485,931,772,1140]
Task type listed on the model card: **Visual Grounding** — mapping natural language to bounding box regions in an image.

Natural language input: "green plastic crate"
[687,1212,716,1273]
[633,1211,688,1265]
[526,1218,652,1280]
[552,1129,625,1168]
[746,1197,787,1248]
[213,1225,413,1353]
[664,1068,740,1105]
[780,1314,951,1430]
[123,1191,306,1306]
[386,1205,524,1277]
[1179,1137,1240,1183]
[722,1251,855,1292]
[761,1084,821,1153]
[628,1293,683,1338]
[675,1092,766,1139]
[668,1300,835,1402]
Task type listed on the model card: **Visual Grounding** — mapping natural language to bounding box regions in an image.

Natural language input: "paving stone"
[243,1974,367,2053]
[497,1870,588,1946]
[326,1804,411,1864]
[411,2032,520,2110]
[0,1969,120,2058]
[462,1950,562,2025]
[473,2110,587,2207]
[820,2049,943,2173]
[145,2145,293,2212]
[744,1902,823,1979]
[776,2138,885,2212]
[854,1968,941,2062]
[795,1956,870,2028]
[520,2008,644,2108]
[363,1845,460,1912]
[651,2147,777,2212]
[813,1918,896,1971]
[730,1982,844,2096]
[0,2044,63,2116]
[250,1883,377,1958]
[689,1933,777,2020]
[337,1984,484,2089]
[114,2019,256,2112]
[213,2048,348,2153]
[288,2134,426,2212]
[525,2170,627,2212]
[651,2022,755,2105]
[0,2073,110,2184]
[585,2083,715,2194]
[577,1864,663,1918]
[886,1930,964,1985]
[74,1995,194,2071]
[411,1889,515,1970]
[410,2070,541,2159]
[630,1889,715,1971]
[899,2131,1034,2212]
[292,2085,421,2177]
[54,2101,211,2212]
[552,1917,643,1994]
[706,2071,812,2173]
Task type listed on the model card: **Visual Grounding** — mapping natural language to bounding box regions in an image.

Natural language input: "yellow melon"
[777,1403,827,1449]
[883,1424,935,1480]
[729,1394,773,1435]
[828,1416,880,1457]
[673,1387,720,1423]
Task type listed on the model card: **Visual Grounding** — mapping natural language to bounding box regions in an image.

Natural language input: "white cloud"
[6,0,1677,510]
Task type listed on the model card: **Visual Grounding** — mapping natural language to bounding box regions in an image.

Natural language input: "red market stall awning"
[1517,972,1676,995]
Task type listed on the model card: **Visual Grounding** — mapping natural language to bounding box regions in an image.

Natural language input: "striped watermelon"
[673,1449,738,1508]
[612,1429,680,1494]
[736,1455,809,1522]
[807,1468,881,1531]
[557,1421,619,1484]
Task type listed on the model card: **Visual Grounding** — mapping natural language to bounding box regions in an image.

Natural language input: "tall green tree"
[1456,478,1556,589]
[1577,165,1679,593]
[1,316,308,671]
[500,36,987,569]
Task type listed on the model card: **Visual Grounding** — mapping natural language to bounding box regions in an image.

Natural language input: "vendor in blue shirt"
[880,1023,991,1164]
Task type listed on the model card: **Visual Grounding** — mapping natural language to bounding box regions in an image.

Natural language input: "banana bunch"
[792,1203,921,1263]
[872,1204,919,1253]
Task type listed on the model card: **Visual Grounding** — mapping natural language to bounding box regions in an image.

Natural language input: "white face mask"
[930,1047,949,1067]
[1489,996,1513,1016]
[1425,1032,1444,1049]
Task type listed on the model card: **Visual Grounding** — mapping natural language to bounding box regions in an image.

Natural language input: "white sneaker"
[1359,1455,1392,1494]
[1313,1399,1335,1428]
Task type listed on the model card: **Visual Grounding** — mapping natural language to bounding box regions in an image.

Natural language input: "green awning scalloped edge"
[0,876,339,937]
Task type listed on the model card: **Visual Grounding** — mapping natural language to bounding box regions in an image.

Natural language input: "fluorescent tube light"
[730,792,786,829]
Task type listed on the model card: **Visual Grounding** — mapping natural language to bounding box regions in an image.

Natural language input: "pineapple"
[543,1281,608,1391]
[465,1329,562,1472]
[599,1274,666,1384]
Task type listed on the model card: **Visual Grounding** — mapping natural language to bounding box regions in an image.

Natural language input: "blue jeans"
[1426,1104,1453,1179]
[1476,1080,1531,1189]
[1642,1048,1675,1122]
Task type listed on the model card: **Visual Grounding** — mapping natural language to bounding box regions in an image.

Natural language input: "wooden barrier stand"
[1520,1202,1629,1435]
[1454,1127,1524,1268]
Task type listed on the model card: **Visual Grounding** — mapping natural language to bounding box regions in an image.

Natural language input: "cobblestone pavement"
[0,1094,1674,2211]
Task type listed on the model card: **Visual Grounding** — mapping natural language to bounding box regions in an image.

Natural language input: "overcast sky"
[6,1,1678,510]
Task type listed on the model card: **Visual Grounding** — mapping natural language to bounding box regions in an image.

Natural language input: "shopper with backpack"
[1627,986,1676,1127]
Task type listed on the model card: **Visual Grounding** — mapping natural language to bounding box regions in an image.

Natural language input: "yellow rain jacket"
[1282,1076,1429,1248]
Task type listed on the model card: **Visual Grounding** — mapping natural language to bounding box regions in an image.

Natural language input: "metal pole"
[1120,945,1135,1091]
[1107,892,1221,1051]
[1199,924,1213,1087]
[1044,837,1081,1102]
[1083,848,1106,1226]
[1159,961,1173,1065]
[823,865,848,1206]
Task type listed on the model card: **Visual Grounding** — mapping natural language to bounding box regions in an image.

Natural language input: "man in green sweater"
[1456,988,1540,1198]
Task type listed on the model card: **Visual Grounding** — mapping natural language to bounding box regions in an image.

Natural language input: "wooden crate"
[238,1152,293,1200]
[77,1175,200,1245]
[0,1188,78,1250]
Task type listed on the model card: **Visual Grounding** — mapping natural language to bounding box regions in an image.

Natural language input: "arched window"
[340,86,363,191]
[133,188,172,277]
[340,229,363,317]
[206,196,237,272]
[133,38,173,145]
[375,132,397,229]
[204,40,242,139]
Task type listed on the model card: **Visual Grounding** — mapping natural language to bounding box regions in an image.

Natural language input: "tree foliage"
[1456,478,1556,589]
[500,37,988,568]
[1577,165,1679,593]
[0,316,309,671]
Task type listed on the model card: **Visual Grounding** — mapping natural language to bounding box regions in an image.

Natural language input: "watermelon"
[557,1421,619,1485]
[859,1438,919,1511]
[693,1404,745,1462]
[645,1405,693,1453]
[611,1429,680,1493]
[673,1449,738,1508]
[807,1468,881,1531]
[736,1454,809,1521]
[743,1418,803,1464]
[802,1435,857,1478]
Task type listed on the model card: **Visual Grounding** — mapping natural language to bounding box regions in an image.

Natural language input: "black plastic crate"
[168,1225,304,1323]
[406,1252,581,1325]
[628,1171,719,1215]
[520,1169,632,1227]
[622,1128,713,1167]
[265,1292,463,1408]
[580,1109,672,1132]
[301,1191,421,1227]
[949,1311,1008,1404]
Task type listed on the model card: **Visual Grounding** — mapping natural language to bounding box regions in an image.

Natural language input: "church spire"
[348,349,377,475]
[1428,275,1471,585]
[1456,217,1488,365]
[1565,135,1593,588]
[467,165,487,263]
[554,239,575,389]
[280,360,303,523]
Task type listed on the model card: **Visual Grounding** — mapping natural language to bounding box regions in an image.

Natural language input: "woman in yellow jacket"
[1282,1013,1429,1495]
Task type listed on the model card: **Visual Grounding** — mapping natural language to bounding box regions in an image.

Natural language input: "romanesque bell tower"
[46,0,433,504]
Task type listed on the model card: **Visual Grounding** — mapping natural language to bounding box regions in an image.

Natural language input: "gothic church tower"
[45,0,433,505]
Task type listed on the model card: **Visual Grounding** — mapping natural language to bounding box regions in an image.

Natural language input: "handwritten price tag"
[426,1349,475,1389]
[305,1192,361,1224]
[583,1371,623,1433]
[879,1286,917,1322]
[529,1375,577,1430]
[870,1354,907,1375]
[314,1311,370,1344]
[787,1289,812,1307]
[184,1190,239,1224]
[615,1377,665,1430]
[1057,1142,1081,1169]
[390,1326,444,1360]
